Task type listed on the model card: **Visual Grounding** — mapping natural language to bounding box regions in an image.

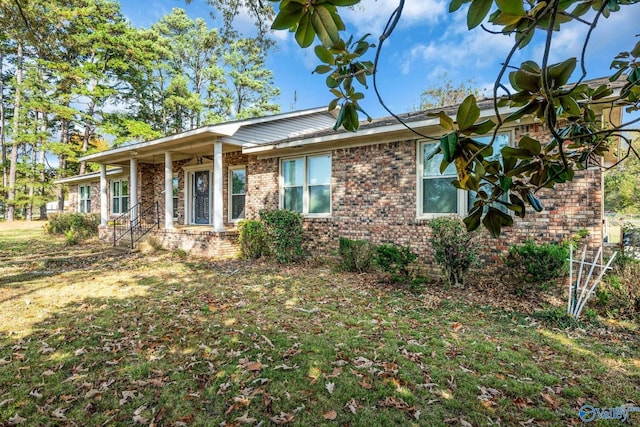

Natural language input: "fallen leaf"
[236,411,256,424]
[8,413,26,425]
[325,382,335,395]
[132,415,149,425]
[51,407,67,420]
[323,410,337,420]
[0,399,15,407]
[74,348,86,356]
[345,399,358,414]
[29,389,42,399]
[270,412,294,425]
[245,361,263,372]
[541,392,559,408]
[85,389,100,399]
[0,357,11,366]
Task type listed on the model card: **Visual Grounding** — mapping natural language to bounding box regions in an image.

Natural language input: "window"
[111,179,129,215]
[418,134,510,216]
[172,175,179,221]
[281,154,331,215]
[79,185,91,213]
[229,166,246,221]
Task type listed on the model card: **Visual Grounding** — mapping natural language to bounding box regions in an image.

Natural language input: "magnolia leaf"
[440,132,458,163]
[311,6,340,47]
[547,57,577,87]
[517,136,541,156]
[449,0,470,13]
[271,2,304,30]
[329,0,360,6]
[465,119,495,135]
[313,65,333,74]
[456,95,480,132]
[526,191,544,212]
[496,0,525,16]
[463,206,483,231]
[315,45,335,65]
[429,111,455,130]
[295,13,315,48]
[467,0,492,29]
[509,194,526,218]
[482,207,513,237]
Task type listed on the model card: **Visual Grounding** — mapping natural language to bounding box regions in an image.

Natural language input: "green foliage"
[532,307,585,329]
[503,240,568,295]
[375,243,417,283]
[605,154,640,213]
[428,217,480,286]
[267,0,640,236]
[46,213,100,240]
[260,209,305,263]
[337,237,375,273]
[238,219,268,260]
[595,255,640,319]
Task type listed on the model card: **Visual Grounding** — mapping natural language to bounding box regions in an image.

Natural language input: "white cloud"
[342,0,447,36]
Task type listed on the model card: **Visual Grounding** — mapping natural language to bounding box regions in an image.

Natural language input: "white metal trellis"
[567,245,617,319]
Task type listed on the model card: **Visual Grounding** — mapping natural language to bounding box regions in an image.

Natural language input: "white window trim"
[416,132,513,219]
[172,174,179,222]
[279,152,332,218]
[110,178,129,215]
[228,165,246,223]
[183,163,213,226]
[79,184,91,214]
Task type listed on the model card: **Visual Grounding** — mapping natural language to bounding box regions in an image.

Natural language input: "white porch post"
[164,151,174,229]
[130,158,138,222]
[99,164,108,226]
[213,141,224,232]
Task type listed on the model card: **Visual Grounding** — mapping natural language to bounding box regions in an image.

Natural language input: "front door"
[193,170,210,224]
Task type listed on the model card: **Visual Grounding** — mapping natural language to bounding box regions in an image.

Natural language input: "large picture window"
[229,166,246,221]
[418,134,510,217]
[281,154,331,215]
[111,179,129,215]
[79,185,91,213]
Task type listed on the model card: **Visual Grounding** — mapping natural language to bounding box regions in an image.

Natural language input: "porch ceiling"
[84,133,241,167]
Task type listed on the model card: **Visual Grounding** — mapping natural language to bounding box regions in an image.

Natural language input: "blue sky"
[118,0,639,120]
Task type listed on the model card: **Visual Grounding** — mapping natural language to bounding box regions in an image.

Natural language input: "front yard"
[0,222,638,426]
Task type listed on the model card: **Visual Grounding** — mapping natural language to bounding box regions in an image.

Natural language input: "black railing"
[113,202,160,248]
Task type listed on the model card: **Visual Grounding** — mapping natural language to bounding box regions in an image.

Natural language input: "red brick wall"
[247,131,603,268]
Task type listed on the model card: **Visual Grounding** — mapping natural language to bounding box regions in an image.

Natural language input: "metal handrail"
[113,202,160,248]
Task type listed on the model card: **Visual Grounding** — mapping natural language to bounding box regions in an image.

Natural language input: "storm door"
[192,170,210,224]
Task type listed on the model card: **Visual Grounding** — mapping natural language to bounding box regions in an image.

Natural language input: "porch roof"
[54,167,124,185]
[79,107,337,166]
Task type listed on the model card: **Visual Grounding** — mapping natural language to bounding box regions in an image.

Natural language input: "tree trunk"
[7,41,23,222]
[79,97,95,175]
[39,114,48,219]
[0,46,6,194]
[57,115,70,213]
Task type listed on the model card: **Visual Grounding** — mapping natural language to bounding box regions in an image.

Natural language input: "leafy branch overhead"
[269,0,640,237]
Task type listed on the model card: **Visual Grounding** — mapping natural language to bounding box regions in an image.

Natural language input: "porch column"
[213,141,224,232]
[99,164,108,226]
[164,151,174,229]
[130,158,138,222]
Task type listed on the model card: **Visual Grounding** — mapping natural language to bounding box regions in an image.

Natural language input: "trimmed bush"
[46,213,99,240]
[428,217,480,286]
[260,209,305,263]
[338,237,375,273]
[238,219,268,259]
[503,240,568,294]
[375,243,418,283]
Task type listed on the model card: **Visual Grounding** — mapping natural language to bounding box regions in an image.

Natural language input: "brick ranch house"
[57,89,622,263]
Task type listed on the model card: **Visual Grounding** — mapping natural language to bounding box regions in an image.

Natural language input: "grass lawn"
[0,221,638,426]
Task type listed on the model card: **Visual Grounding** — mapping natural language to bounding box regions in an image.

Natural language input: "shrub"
[238,219,268,259]
[595,255,640,319]
[533,307,585,329]
[46,213,99,240]
[503,240,568,295]
[260,209,305,263]
[338,237,375,273]
[428,217,480,286]
[375,243,418,283]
